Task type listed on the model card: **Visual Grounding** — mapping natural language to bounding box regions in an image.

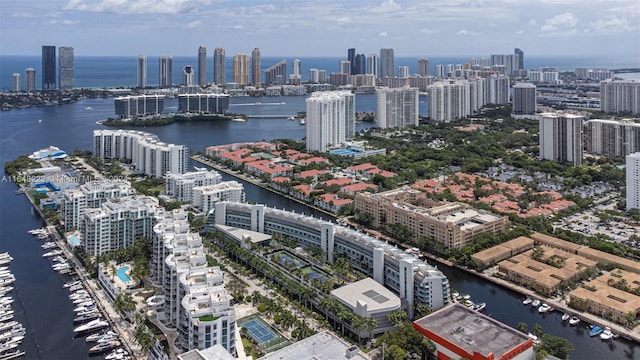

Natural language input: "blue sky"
[1,0,639,59]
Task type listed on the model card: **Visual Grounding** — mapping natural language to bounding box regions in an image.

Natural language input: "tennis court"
[242,319,277,344]
[238,315,291,352]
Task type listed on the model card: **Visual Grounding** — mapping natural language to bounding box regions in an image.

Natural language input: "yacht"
[86,330,117,343]
[0,322,19,332]
[562,313,570,321]
[64,280,82,289]
[589,325,603,337]
[473,302,486,312]
[531,299,541,307]
[73,319,109,334]
[231,118,247,122]
[89,340,120,354]
[522,297,532,305]
[527,333,541,345]
[538,303,551,313]
[42,250,62,258]
[569,316,580,326]
[600,327,616,340]
[105,348,127,360]
[74,312,101,324]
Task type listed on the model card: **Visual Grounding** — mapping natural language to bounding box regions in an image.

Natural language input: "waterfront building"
[427,80,471,122]
[354,54,366,75]
[265,59,286,85]
[192,181,244,213]
[137,55,147,88]
[42,45,56,90]
[538,112,584,165]
[159,55,173,88]
[407,75,433,92]
[61,180,134,230]
[93,129,189,177]
[413,303,534,360]
[309,68,326,83]
[207,201,451,316]
[182,66,194,86]
[397,66,409,78]
[380,48,394,79]
[232,54,249,85]
[627,152,640,210]
[527,70,542,83]
[251,48,261,85]
[290,58,301,85]
[305,90,355,152]
[367,53,379,79]
[339,61,351,76]
[490,53,521,76]
[376,86,419,128]
[512,82,536,115]
[177,93,230,114]
[214,47,226,85]
[114,94,165,118]
[484,75,510,105]
[434,64,444,78]
[354,187,509,249]
[151,209,236,354]
[11,73,20,92]
[25,68,36,91]
[418,58,430,77]
[600,80,640,115]
[347,48,355,75]
[197,46,206,87]
[514,48,524,70]
[585,119,640,157]
[82,195,159,256]
[165,169,222,202]
[58,46,74,90]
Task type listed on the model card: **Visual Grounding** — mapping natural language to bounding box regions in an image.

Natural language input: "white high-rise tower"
[305,91,355,152]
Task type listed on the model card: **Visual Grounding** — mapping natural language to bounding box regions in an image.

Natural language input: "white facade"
[585,119,640,157]
[600,80,640,115]
[93,129,189,177]
[165,170,222,202]
[484,75,510,105]
[367,53,379,79]
[627,153,640,210]
[428,81,471,122]
[305,91,355,152]
[137,55,147,88]
[192,181,245,213]
[62,180,134,230]
[376,86,419,128]
[538,112,584,165]
[12,73,20,92]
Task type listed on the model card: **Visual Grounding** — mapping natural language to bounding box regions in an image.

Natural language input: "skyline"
[1,0,639,59]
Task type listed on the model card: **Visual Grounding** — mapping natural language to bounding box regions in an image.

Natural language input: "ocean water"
[1,54,638,91]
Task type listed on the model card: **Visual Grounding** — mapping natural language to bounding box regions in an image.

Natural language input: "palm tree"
[365,317,377,340]
[388,309,408,327]
[338,310,352,336]
[352,315,367,344]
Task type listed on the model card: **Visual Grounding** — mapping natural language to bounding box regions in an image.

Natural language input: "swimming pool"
[69,236,81,246]
[116,266,132,283]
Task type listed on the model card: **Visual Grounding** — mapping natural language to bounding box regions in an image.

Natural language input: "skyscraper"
[367,53,379,79]
[380,48,394,79]
[159,55,173,88]
[339,61,351,75]
[347,48,356,75]
[600,80,640,115]
[12,73,20,92]
[233,54,249,85]
[290,59,301,85]
[183,65,194,86]
[42,45,56,90]
[490,54,521,76]
[418,58,430,77]
[538,113,584,165]
[305,91,355,152]
[354,54,366,75]
[514,48,524,70]
[626,152,640,210]
[58,46,74,90]
[512,82,536,115]
[585,120,640,157]
[265,60,286,85]
[213,48,226,85]
[376,87,419,129]
[251,48,261,85]
[198,46,207,87]
[397,66,409,78]
[137,55,147,88]
[25,68,36,91]
[428,81,471,122]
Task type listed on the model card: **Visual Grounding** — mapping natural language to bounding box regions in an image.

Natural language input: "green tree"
[540,334,575,359]
[387,309,408,327]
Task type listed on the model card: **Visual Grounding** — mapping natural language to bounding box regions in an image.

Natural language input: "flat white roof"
[331,277,401,314]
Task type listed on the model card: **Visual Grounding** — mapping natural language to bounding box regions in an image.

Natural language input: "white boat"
[74,313,101,323]
[0,313,14,322]
[0,322,19,332]
[72,296,92,304]
[538,303,551,313]
[89,340,120,354]
[0,335,24,345]
[105,348,127,360]
[299,118,305,125]
[600,327,616,340]
[42,250,62,258]
[569,316,580,326]
[69,284,84,292]
[562,313,570,321]
[473,302,486,312]
[0,342,18,353]
[41,242,57,249]
[86,330,117,343]
[531,299,540,307]
[64,280,82,289]
[231,118,247,122]
[73,319,109,334]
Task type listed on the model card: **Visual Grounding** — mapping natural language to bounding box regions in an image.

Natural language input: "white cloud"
[456,29,480,36]
[11,12,36,18]
[233,24,243,30]
[378,31,388,37]
[420,28,438,34]
[47,19,79,25]
[515,30,524,35]
[528,19,537,26]
[64,0,211,15]
[184,20,201,29]
[336,16,352,25]
[590,16,635,33]
[541,12,578,31]
[369,0,401,13]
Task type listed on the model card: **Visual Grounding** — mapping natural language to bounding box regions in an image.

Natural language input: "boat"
[105,348,127,360]
[600,327,616,340]
[64,280,82,289]
[299,118,305,125]
[287,116,295,121]
[86,330,117,343]
[0,322,18,333]
[562,313,570,321]
[89,340,120,354]
[589,325,603,337]
[42,250,62,258]
[538,303,551,313]
[473,302,486,312]
[73,319,109,334]
[74,312,100,323]
[531,299,540,307]
[85,107,93,110]
[0,349,25,359]
[569,316,580,326]
[231,118,246,122]
[522,297,532,305]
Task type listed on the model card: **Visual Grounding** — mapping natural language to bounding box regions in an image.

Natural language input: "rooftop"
[258,330,368,360]
[331,278,401,314]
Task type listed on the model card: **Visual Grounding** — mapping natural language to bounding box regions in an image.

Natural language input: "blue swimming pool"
[116,266,132,283]
[69,236,80,246]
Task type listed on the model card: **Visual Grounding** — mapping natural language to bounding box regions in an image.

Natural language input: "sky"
[1,0,639,59]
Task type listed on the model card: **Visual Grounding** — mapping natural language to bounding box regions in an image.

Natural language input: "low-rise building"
[471,236,534,268]
[192,181,244,213]
[165,170,222,202]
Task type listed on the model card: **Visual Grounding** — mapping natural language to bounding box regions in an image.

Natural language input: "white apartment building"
[305,91,355,152]
[93,129,189,177]
[600,80,640,115]
[585,119,640,157]
[512,82,537,115]
[484,75,510,105]
[82,195,159,256]
[165,169,222,202]
[428,81,471,122]
[627,152,640,210]
[61,180,134,230]
[192,181,245,213]
[376,86,419,129]
[539,112,585,165]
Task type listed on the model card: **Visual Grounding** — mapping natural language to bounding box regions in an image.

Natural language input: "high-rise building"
[490,54,521,76]
[265,60,286,85]
[159,55,173,88]
[183,65,194,86]
[600,80,640,115]
[512,82,536,115]
[58,46,74,90]
[192,181,244,213]
[367,54,379,79]
[177,93,230,114]
[137,55,147,88]
[339,61,351,75]
[626,152,640,210]
[418,58,430,77]
[354,54,366,75]
[41,45,56,90]
[305,91,355,152]
[514,48,524,70]
[232,54,249,85]
[165,169,222,202]
[585,120,640,157]
[428,81,471,122]
[61,179,134,230]
[347,48,356,75]
[114,94,165,119]
[25,68,36,91]
[376,87,419,129]
[434,64,444,78]
[380,48,394,79]
[397,66,409,78]
[484,75,510,105]
[251,48,261,85]
[12,73,20,92]
[213,48,226,85]
[292,59,301,76]
[197,46,206,87]
[539,112,584,165]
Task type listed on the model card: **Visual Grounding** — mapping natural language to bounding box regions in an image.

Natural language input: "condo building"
[627,152,640,210]
[418,58,430,77]
[585,119,640,157]
[137,55,147,88]
[428,81,471,122]
[58,46,74,90]
[600,80,640,115]
[114,94,165,118]
[490,53,521,76]
[251,48,261,85]
[538,112,585,165]
[61,180,135,230]
[305,91,355,152]
[265,60,286,85]
[512,82,537,115]
[42,45,56,90]
[484,75,510,105]
[214,48,226,85]
[25,68,36,91]
[309,69,327,83]
[182,65,194,86]
[206,202,451,316]
[165,169,222,202]
[159,55,173,88]
[93,129,189,177]
[197,46,206,87]
[380,48,395,79]
[177,93,230,114]
[192,181,245,213]
[232,54,249,85]
[376,86,419,128]
[12,73,20,92]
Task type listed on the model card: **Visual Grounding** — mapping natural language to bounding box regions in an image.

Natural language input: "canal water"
[0,97,637,359]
